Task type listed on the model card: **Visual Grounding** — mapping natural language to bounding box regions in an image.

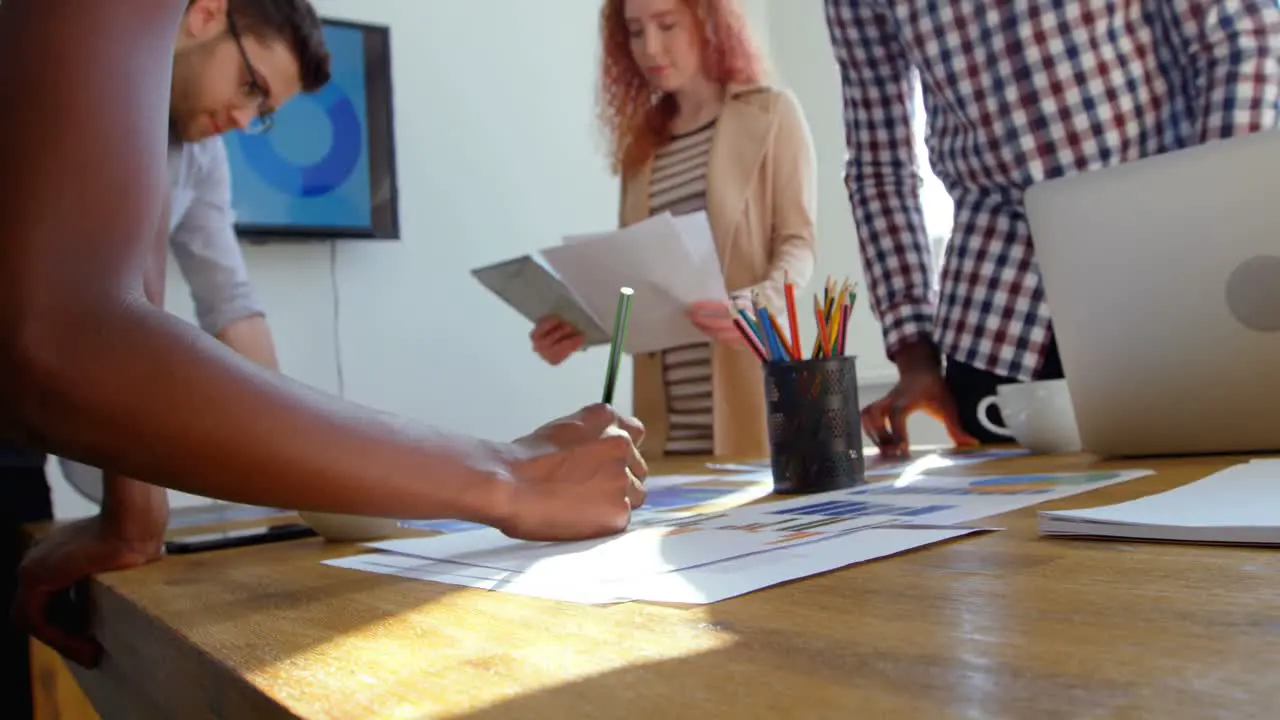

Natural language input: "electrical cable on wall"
[330,239,345,398]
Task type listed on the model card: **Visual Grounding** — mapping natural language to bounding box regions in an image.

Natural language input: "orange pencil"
[813,298,833,358]
[783,276,801,361]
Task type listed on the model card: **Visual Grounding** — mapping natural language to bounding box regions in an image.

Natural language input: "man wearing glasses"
[166,0,325,369]
[1,0,330,715]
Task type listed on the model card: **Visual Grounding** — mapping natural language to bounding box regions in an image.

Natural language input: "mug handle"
[975,396,1014,438]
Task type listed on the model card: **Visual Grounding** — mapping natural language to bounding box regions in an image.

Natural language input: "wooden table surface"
[47,451,1280,719]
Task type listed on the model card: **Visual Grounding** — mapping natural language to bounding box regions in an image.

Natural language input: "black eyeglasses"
[226,12,274,134]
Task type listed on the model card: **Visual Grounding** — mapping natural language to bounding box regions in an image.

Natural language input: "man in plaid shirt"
[826,1,1280,457]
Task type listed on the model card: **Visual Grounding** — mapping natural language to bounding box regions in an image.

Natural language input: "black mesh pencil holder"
[764,355,866,494]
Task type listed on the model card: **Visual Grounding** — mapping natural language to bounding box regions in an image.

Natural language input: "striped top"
[651,120,717,455]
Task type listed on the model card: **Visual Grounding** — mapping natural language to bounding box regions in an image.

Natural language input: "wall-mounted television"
[225,18,400,240]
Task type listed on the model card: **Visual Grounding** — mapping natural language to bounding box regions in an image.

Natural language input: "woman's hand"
[686,299,748,346]
[530,317,585,365]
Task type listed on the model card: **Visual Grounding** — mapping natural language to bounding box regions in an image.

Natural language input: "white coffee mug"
[976,379,1082,454]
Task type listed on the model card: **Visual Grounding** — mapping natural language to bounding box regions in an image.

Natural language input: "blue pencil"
[758,306,787,362]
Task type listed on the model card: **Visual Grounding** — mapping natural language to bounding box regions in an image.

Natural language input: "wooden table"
[31,452,1280,719]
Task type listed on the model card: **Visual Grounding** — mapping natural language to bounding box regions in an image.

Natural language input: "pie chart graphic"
[223,21,375,230]
[235,81,364,199]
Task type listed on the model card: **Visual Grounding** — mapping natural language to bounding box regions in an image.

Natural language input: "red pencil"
[836,301,852,355]
[783,276,801,360]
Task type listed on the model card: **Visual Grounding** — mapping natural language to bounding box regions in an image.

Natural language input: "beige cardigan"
[621,84,818,459]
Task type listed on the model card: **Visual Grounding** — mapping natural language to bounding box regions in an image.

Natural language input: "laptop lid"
[1024,129,1280,457]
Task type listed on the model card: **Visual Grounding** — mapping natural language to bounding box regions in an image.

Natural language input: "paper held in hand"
[471,211,728,355]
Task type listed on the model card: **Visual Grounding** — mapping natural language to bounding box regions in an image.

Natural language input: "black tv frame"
[236,17,401,242]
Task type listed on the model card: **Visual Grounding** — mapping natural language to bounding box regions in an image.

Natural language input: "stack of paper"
[1038,459,1280,545]
[325,467,1156,605]
[471,211,727,355]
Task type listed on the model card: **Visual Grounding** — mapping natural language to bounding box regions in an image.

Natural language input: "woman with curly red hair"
[531,0,818,460]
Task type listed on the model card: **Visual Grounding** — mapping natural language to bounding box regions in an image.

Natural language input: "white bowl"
[299,512,399,542]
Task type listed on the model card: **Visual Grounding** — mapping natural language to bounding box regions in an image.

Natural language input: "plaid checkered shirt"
[825,0,1280,381]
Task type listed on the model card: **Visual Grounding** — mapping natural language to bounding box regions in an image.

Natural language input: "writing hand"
[498,422,647,541]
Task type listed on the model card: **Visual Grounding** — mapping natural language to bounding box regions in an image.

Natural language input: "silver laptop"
[1024,129,1280,458]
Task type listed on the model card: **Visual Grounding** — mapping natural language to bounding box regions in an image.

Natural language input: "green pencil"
[601,286,634,404]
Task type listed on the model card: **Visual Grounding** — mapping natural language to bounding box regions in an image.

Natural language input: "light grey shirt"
[167,136,264,335]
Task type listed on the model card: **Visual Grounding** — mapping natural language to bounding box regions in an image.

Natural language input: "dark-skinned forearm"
[14,301,513,523]
[100,473,169,544]
[98,186,173,540]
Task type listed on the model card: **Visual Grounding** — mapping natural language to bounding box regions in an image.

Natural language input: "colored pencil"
[827,280,848,351]
[600,286,633,404]
[732,272,860,363]
[733,316,769,362]
[736,307,761,337]
[784,275,801,360]
[836,301,852,356]
[757,305,785,361]
[735,276,860,365]
[814,297,833,358]
[761,305,795,360]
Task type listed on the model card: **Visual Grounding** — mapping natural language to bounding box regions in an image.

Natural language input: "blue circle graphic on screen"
[238,83,362,197]
[224,23,373,230]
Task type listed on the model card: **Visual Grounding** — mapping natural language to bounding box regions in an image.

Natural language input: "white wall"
[47,0,950,519]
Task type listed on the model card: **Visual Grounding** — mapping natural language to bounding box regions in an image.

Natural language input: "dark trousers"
[2,464,52,720]
[943,335,1065,444]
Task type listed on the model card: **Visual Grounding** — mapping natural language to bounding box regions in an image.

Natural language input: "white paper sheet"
[326,468,1153,606]
[322,553,628,605]
[329,525,992,606]
[606,525,992,604]
[1038,460,1280,545]
[362,467,1149,594]
[366,522,891,582]
[827,468,1155,526]
[542,212,728,354]
[663,468,1155,531]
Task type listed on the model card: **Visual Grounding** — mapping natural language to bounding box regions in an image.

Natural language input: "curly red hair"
[597,0,766,176]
